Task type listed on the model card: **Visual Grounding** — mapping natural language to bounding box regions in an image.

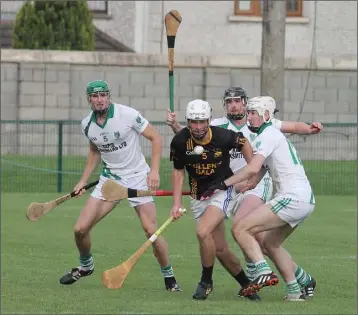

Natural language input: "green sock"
[254,259,272,276]
[79,254,94,270]
[295,266,311,288]
[286,279,301,295]
[161,264,174,278]
[245,262,256,281]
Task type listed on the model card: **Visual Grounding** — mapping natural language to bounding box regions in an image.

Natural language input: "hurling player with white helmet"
[170,99,256,301]
[166,87,321,299]
[202,96,316,301]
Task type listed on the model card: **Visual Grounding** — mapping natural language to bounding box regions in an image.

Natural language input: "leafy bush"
[13,0,94,51]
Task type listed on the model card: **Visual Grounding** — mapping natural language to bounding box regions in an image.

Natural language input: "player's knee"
[196,226,210,242]
[142,224,156,238]
[231,220,247,237]
[74,224,89,238]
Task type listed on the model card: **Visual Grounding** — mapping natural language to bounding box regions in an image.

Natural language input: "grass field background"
[1,193,356,314]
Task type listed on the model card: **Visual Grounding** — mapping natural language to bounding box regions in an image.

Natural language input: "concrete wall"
[1,49,357,159]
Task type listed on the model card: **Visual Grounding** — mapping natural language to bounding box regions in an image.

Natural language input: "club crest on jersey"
[114,131,120,139]
[214,150,222,158]
[256,141,262,149]
[250,134,256,141]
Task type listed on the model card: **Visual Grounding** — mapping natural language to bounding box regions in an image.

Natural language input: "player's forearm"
[150,136,163,172]
[172,169,185,206]
[171,122,184,135]
[242,140,253,163]
[293,122,311,135]
[224,165,256,187]
[80,148,101,182]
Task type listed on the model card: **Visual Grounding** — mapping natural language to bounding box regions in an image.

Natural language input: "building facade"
[1,1,357,59]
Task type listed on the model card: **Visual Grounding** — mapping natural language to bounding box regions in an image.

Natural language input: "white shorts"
[232,175,273,214]
[91,174,153,207]
[266,195,315,227]
[190,186,237,220]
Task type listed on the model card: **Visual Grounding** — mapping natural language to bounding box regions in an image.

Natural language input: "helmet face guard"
[222,87,248,120]
[86,80,111,116]
[186,99,212,140]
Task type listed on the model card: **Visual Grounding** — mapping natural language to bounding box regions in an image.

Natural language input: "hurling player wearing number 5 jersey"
[59,80,181,292]
[202,96,315,301]
[170,99,257,301]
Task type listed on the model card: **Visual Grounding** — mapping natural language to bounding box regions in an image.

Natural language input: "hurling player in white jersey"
[166,87,322,298]
[201,96,316,301]
[59,80,181,292]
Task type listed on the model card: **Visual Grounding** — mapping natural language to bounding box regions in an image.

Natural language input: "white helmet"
[185,99,212,121]
[246,96,276,122]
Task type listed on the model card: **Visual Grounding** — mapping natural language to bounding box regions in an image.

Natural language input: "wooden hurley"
[102,207,187,289]
[101,180,190,202]
[26,180,99,221]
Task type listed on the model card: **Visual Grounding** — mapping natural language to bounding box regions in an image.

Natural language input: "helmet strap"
[227,113,245,120]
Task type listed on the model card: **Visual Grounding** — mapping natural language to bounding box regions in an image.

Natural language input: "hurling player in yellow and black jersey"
[170,99,255,301]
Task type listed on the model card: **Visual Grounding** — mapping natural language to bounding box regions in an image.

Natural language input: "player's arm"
[225,154,265,187]
[277,120,323,135]
[225,135,276,187]
[75,141,101,193]
[81,142,102,181]
[166,109,184,134]
[201,135,275,199]
[237,166,267,193]
[131,110,161,189]
[170,139,186,219]
[142,123,162,174]
[141,123,162,189]
[240,137,253,163]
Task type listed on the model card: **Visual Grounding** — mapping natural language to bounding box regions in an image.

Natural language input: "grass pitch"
[1,193,356,314]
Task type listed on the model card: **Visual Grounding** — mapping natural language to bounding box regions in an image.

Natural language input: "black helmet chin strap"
[227,113,245,120]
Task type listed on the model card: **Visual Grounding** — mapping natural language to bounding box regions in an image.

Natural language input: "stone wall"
[1,49,356,160]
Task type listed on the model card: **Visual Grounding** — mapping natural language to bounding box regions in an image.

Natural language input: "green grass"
[1,155,356,195]
[1,194,357,314]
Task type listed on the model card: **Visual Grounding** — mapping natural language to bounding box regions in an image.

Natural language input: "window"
[87,0,108,14]
[235,0,302,17]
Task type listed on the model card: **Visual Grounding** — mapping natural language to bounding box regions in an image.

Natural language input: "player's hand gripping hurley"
[101,180,190,202]
[26,180,99,221]
[102,207,187,289]
[165,10,182,112]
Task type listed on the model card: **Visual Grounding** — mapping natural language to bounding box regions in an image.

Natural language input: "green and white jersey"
[81,103,150,179]
[210,117,282,172]
[251,123,314,202]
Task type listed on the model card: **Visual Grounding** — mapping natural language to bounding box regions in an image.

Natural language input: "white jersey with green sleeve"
[251,123,314,203]
[210,117,283,172]
[81,103,150,179]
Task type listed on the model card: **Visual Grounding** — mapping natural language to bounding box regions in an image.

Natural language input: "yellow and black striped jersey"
[170,126,247,199]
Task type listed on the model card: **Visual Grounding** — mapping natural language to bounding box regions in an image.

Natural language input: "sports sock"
[233,270,250,287]
[295,266,311,288]
[285,279,302,296]
[254,259,272,276]
[245,262,256,281]
[200,265,214,284]
[79,254,94,271]
[161,264,175,278]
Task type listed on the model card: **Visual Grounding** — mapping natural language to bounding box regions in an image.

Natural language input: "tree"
[13,0,94,51]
